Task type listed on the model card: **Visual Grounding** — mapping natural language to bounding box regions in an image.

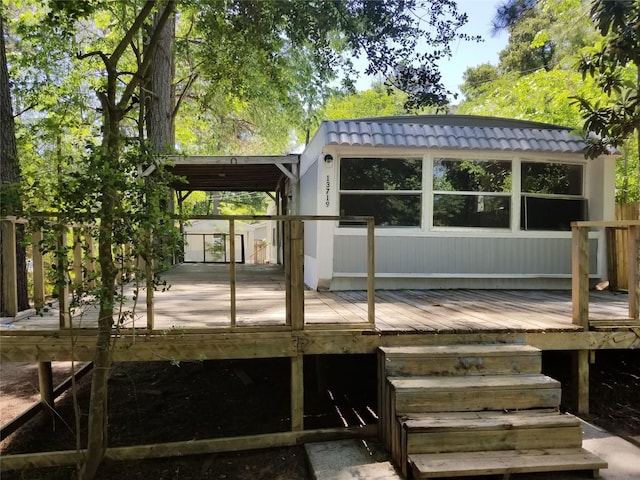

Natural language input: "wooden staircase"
[378,344,607,479]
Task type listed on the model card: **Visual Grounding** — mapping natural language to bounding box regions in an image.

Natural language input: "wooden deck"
[2,263,630,335]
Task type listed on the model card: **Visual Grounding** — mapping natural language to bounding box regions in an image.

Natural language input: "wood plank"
[390,375,561,414]
[0,425,377,471]
[380,344,541,377]
[409,448,606,479]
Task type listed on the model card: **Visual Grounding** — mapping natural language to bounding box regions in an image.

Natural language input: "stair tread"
[381,344,540,357]
[389,374,559,390]
[402,411,579,431]
[409,448,607,478]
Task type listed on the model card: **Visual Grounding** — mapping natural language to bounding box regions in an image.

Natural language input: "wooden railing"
[1,215,376,331]
[572,220,639,328]
[1,217,99,325]
[184,215,376,331]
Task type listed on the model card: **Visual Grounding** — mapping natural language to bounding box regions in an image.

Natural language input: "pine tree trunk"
[147,5,175,155]
[0,14,29,315]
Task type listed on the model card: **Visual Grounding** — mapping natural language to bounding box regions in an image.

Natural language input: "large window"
[432,158,511,228]
[339,157,422,226]
[520,162,586,231]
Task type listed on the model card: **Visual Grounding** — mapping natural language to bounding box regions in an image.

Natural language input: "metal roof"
[320,115,588,154]
[166,155,298,192]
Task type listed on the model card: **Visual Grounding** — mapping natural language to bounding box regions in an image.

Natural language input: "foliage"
[571,0,639,203]
[458,69,596,127]
[457,0,638,203]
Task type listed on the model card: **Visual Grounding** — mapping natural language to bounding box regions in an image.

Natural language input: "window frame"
[519,159,587,231]
[430,157,513,230]
[338,156,424,228]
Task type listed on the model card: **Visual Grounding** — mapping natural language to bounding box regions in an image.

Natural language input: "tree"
[0,9,29,315]
[6,2,479,478]
[495,2,557,73]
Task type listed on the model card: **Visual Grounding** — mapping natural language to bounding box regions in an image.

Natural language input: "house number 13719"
[325,175,330,207]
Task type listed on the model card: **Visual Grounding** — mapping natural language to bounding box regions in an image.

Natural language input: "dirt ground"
[0,350,639,479]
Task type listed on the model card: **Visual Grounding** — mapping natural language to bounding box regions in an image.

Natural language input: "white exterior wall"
[301,142,618,291]
[300,132,338,289]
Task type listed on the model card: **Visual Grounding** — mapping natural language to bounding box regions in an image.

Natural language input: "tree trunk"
[78,99,121,480]
[0,14,29,315]
[146,5,175,155]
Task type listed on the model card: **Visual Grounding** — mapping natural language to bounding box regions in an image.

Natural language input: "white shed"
[299,115,616,290]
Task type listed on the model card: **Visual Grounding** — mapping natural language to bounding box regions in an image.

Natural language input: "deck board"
[0,264,631,334]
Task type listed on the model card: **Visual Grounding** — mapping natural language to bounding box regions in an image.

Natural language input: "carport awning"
[165,155,299,192]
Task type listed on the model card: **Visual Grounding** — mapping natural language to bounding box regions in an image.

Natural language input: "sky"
[439,0,509,96]
[355,0,509,99]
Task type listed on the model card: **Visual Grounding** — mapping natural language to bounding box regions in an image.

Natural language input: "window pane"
[433,159,511,192]
[521,196,587,231]
[340,158,422,190]
[433,194,511,228]
[521,162,583,195]
[340,194,421,226]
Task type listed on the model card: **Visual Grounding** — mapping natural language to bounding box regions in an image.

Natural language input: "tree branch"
[173,73,198,119]
[110,0,156,65]
[117,0,175,111]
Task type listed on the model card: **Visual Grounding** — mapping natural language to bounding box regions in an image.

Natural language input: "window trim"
[338,156,424,228]
[430,157,513,230]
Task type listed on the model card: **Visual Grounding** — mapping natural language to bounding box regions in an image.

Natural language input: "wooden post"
[291,354,304,432]
[145,230,154,330]
[1,218,18,317]
[628,225,639,321]
[290,220,304,331]
[284,221,292,326]
[32,229,45,310]
[73,228,83,291]
[37,362,56,422]
[58,226,71,329]
[574,350,590,414]
[571,225,589,328]
[229,219,236,327]
[367,218,375,327]
[85,229,96,290]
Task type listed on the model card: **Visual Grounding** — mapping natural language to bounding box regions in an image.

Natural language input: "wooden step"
[408,448,607,479]
[380,344,541,377]
[377,344,543,449]
[397,411,582,474]
[390,374,561,414]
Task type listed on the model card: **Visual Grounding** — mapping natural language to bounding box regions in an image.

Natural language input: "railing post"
[73,228,83,292]
[229,219,236,327]
[628,225,639,321]
[145,229,154,330]
[571,224,589,328]
[58,225,71,329]
[85,228,96,290]
[367,218,375,327]
[1,217,18,317]
[290,220,304,331]
[32,228,45,310]
[284,220,292,326]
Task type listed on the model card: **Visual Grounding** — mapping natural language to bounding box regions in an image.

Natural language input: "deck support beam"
[573,350,590,414]
[290,354,304,432]
[37,361,56,422]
